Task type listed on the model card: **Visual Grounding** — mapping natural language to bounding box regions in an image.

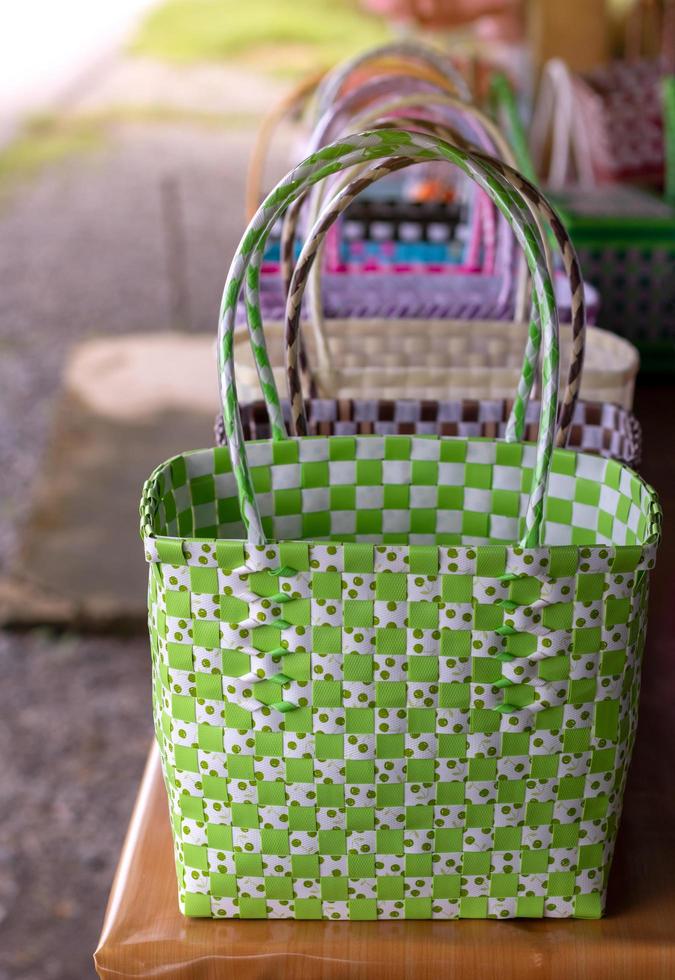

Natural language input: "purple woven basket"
[250,268,600,323]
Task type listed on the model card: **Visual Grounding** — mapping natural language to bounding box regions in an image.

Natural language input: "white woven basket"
[234,318,638,409]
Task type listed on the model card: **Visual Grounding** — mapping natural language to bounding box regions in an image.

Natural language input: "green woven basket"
[141,130,661,920]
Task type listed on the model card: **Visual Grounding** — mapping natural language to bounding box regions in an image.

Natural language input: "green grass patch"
[131,0,390,74]
[0,106,262,201]
[0,116,104,198]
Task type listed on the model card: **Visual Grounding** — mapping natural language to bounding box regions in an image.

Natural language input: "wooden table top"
[94,386,675,980]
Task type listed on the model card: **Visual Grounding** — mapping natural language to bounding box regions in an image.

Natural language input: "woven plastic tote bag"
[141,131,661,920]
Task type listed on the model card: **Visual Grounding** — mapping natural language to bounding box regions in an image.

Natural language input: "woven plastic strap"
[218,129,560,550]
[282,137,583,451]
[304,76,509,278]
[299,91,524,314]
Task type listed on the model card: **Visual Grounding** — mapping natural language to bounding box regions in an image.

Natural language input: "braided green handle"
[304,90,520,288]
[305,74,507,277]
[218,130,560,549]
[489,73,537,183]
[314,40,471,118]
[285,117,584,449]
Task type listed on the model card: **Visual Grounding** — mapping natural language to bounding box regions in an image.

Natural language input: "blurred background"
[0,1,672,976]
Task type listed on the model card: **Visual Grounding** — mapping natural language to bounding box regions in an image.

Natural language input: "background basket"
[215,397,641,469]
[548,185,675,370]
[251,265,601,326]
[141,130,661,921]
[530,58,675,367]
[235,143,636,407]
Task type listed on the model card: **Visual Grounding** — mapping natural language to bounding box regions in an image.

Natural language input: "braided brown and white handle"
[297,94,539,338]
[282,134,584,445]
[219,128,561,549]
[386,116,585,445]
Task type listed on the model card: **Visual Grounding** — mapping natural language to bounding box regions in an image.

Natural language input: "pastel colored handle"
[314,40,471,118]
[283,126,584,453]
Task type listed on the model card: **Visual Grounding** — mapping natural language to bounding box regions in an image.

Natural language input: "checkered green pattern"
[141,435,660,920]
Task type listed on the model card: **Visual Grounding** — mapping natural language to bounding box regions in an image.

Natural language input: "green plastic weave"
[141,436,660,919]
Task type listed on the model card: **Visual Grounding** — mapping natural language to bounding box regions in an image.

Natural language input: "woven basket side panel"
[144,437,659,920]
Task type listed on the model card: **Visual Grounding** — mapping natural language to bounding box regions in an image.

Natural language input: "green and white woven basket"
[141,131,661,920]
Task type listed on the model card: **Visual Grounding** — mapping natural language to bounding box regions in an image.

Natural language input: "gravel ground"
[0,117,291,977]
[0,631,152,979]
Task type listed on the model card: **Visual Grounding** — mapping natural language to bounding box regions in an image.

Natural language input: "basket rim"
[139,435,662,553]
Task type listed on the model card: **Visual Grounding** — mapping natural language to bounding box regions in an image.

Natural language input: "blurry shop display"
[531,55,675,369]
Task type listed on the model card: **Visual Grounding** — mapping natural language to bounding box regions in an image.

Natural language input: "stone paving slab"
[0,333,218,630]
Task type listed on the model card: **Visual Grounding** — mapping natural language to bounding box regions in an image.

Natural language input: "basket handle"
[313,40,471,117]
[284,127,583,447]
[244,70,326,222]
[219,130,560,549]
[488,72,537,183]
[530,59,597,189]
[294,93,536,336]
[303,83,515,280]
